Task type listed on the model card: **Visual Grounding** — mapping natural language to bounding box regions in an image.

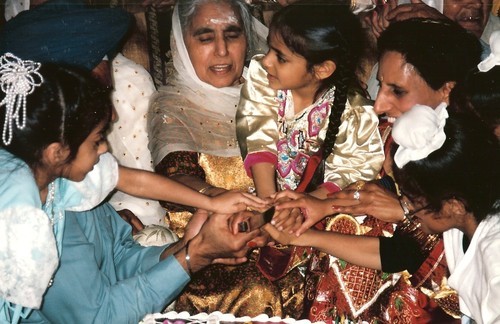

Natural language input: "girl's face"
[63,122,108,182]
[374,51,448,122]
[262,32,317,93]
[184,1,247,88]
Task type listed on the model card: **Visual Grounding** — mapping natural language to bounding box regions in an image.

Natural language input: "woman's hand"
[328,181,404,223]
[273,190,333,236]
[209,190,268,214]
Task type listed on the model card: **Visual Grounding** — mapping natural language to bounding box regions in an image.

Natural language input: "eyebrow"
[192,25,243,37]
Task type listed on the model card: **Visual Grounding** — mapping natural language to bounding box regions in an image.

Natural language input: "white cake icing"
[140,311,324,324]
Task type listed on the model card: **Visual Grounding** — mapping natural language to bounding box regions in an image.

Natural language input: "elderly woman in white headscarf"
[147,0,281,316]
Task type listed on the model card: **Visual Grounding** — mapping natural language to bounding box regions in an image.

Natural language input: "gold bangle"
[198,185,213,195]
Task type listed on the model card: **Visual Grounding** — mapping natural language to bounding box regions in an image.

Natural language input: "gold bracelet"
[198,185,214,195]
[185,240,193,276]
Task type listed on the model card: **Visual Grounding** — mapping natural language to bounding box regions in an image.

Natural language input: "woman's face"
[374,51,448,122]
[184,1,247,88]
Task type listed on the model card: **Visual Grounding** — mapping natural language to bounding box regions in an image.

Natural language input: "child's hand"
[268,198,304,234]
[209,190,268,214]
[273,190,332,236]
[262,223,309,246]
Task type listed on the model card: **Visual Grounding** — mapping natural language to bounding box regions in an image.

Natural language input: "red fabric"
[243,152,277,178]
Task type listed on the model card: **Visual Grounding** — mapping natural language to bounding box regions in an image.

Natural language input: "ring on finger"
[355,180,366,191]
[353,190,361,200]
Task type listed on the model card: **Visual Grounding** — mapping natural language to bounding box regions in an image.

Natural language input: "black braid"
[305,62,353,191]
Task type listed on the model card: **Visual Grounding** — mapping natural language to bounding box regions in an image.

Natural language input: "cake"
[140,311,324,324]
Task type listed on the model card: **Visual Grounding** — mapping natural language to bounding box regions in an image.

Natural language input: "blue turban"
[0,0,133,71]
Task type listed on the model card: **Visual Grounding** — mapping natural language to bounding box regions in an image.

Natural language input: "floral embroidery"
[275,88,334,190]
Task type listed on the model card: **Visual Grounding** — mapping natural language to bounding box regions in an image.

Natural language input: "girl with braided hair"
[235,1,385,317]
[237,0,384,225]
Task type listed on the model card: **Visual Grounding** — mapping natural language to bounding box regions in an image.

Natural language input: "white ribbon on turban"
[392,102,449,168]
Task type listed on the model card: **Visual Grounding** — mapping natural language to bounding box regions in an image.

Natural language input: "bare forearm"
[251,162,277,198]
[117,166,211,209]
[297,230,382,270]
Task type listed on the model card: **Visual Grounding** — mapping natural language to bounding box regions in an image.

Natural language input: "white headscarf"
[148,3,268,166]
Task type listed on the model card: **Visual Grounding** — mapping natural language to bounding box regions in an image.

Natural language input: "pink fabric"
[321,181,341,194]
[244,152,277,177]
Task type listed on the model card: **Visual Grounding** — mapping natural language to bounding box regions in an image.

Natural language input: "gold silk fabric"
[237,55,385,190]
[166,154,254,238]
[171,154,283,316]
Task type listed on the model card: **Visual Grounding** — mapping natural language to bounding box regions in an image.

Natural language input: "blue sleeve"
[28,203,190,324]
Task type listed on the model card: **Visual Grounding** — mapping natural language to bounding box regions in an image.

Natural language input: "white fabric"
[66,152,119,211]
[444,212,500,324]
[107,54,166,225]
[478,30,500,72]
[4,0,29,21]
[148,4,268,165]
[392,102,448,168]
[0,206,57,309]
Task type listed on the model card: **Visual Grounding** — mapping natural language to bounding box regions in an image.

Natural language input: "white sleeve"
[0,206,58,309]
[62,153,119,211]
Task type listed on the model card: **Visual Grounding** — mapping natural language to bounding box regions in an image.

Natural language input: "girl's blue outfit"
[0,150,189,323]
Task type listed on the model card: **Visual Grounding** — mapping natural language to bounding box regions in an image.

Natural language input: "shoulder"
[246,54,268,83]
[0,150,40,210]
[343,87,379,126]
[477,213,500,256]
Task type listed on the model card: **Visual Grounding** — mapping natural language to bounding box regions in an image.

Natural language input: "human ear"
[43,143,71,167]
[439,198,468,223]
[314,60,336,80]
[440,81,456,105]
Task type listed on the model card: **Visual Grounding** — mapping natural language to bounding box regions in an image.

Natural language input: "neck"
[460,212,479,241]
[34,166,58,204]
[290,82,321,113]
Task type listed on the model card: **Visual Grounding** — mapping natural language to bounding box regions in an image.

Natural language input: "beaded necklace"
[43,181,66,287]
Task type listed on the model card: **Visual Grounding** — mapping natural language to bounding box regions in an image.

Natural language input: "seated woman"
[270,108,500,324]
[147,0,280,317]
[268,18,482,322]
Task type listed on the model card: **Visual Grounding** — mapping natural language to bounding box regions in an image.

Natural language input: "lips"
[456,11,483,32]
[210,64,232,73]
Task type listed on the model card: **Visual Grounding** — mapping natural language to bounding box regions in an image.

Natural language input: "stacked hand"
[365,0,446,38]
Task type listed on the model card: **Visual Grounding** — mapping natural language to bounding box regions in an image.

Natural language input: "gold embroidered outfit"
[236,55,386,318]
[147,4,281,317]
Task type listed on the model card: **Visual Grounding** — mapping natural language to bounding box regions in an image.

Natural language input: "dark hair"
[0,63,113,169]
[393,113,500,222]
[378,18,482,90]
[450,66,500,134]
[269,1,365,186]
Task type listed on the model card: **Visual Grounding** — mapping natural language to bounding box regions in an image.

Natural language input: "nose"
[261,51,272,71]
[215,37,228,57]
[373,89,390,115]
[462,0,482,7]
